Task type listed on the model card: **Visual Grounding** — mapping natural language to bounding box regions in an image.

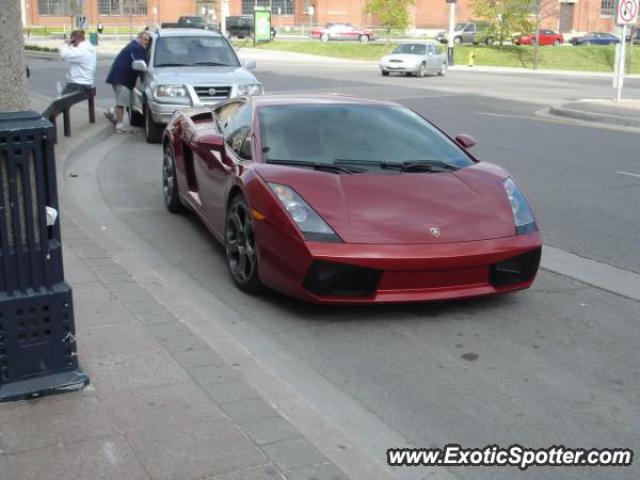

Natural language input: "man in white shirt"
[59,30,96,94]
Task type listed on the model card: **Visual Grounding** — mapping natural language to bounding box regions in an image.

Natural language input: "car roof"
[152,29,222,38]
[248,94,400,109]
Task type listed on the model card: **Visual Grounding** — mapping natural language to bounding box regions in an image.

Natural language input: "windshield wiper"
[400,160,459,172]
[191,62,236,66]
[154,63,189,67]
[334,159,458,172]
[266,159,364,174]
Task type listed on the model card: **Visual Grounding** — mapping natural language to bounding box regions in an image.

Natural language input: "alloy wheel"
[226,200,257,286]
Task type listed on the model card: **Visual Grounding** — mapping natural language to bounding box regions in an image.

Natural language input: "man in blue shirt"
[105,32,150,133]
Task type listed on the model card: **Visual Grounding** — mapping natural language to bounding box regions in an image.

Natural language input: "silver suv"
[130,29,263,143]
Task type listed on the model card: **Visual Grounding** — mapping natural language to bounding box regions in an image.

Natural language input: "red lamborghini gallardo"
[162,95,541,304]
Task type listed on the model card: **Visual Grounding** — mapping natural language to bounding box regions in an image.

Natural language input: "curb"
[548,105,640,128]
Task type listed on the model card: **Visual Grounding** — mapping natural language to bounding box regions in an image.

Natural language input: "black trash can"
[0,111,88,402]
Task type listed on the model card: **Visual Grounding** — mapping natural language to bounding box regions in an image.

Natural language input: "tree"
[0,0,30,111]
[365,0,415,43]
[530,0,559,69]
[472,0,532,47]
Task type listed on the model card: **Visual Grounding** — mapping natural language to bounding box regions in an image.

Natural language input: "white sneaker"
[115,122,133,133]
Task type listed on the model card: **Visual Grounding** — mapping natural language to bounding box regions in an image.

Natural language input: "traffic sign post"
[613,0,639,101]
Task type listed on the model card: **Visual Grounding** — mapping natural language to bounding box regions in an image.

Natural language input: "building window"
[38,0,67,16]
[600,0,615,16]
[98,0,148,16]
[241,0,295,15]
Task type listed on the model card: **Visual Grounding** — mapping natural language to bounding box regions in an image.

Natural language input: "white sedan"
[379,42,448,77]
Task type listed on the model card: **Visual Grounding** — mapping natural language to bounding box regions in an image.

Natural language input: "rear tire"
[162,144,184,213]
[417,63,426,78]
[359,34,369,44]
[438,62,447,76]
[145,104,163,144]
[225,195,263,294]
[485,37,494,46]
[553,39,561,46]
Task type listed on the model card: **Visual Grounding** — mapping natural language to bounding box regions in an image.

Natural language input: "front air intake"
[303,261,381,297]
[489,248,541,287]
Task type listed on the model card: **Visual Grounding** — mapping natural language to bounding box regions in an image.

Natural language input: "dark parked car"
[226,16,276,39]
[626,29,640,44]
[176,16,217,30]
[570,32,620,45]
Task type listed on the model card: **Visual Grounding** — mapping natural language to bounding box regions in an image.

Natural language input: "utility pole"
[0,0,30,111]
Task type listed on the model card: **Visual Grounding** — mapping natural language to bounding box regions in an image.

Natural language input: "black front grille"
[193,86,232,101]
[303,261,381,297]
[489,248,541,288]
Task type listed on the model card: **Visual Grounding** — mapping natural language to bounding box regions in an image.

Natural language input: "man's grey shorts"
[113,84,132,107]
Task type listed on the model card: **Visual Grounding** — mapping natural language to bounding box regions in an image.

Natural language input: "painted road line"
[616,171,640,178]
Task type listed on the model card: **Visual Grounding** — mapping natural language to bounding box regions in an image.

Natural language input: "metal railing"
[41,87,96,140]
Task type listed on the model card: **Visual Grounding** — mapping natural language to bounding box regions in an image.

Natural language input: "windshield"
[392,44,427,55]
[154,36,240,67]
[258,104,473,169]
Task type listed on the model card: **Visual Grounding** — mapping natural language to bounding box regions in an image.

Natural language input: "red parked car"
[311,23,376,43]
[162,95,541,304]
[515,29,564,46]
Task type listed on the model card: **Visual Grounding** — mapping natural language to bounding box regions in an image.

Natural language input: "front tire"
[320,33,329,42]
[359,34,369,44]
[381,70,389,76]
[162,144,184,213]
[225,195,262,294]
[417,63,426,78]
[438,62,447,76]
[145,104,164,144]
[454,36,462,45]
[485,37,494,46]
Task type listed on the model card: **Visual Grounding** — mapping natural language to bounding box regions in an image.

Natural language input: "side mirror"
[132,59,147,72]
[455,134,476,149]
[242,59,256,70]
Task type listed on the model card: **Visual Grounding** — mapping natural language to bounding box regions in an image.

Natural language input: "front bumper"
[380,63,421,73]
[258,228,542,304]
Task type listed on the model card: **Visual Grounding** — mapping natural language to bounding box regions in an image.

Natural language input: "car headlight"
[237,83,264,96]
[268,183,341,242]
[503,177,537,235]
[154,85,190,104]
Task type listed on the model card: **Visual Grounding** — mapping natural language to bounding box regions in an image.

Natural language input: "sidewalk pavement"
[548,98,640,128]
[0,97,353,480]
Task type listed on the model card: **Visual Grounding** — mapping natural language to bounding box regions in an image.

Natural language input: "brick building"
[23,0,636,34]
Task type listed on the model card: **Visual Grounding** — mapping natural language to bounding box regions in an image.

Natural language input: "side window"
[214,102,242,135]
[224,103,253,160]
[428,44,435,55]
[464,24,474,33]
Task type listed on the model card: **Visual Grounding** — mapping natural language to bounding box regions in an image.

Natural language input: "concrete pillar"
[0,0,30,112]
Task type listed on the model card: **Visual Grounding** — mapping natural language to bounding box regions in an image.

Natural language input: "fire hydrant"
[468,51,475,67]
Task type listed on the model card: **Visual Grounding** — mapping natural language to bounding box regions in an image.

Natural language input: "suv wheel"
[145,104,164,144]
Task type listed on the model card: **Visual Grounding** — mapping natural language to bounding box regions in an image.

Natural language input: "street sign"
[616,0,638,25]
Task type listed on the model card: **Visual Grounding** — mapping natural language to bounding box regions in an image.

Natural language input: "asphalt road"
[29,54,640,480]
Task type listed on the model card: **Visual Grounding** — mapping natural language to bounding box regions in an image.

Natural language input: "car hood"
[257,163,517,244]
[382,53,423,63]
[151,66,258,84]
